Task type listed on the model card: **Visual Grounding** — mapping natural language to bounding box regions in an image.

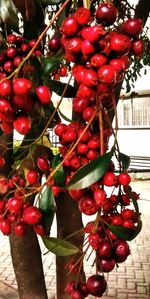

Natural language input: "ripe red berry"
[37,157,50,171]
[83,107,96,122]
[69,189,85,201]
[70,289,84,299]
[54,123,67,137]
[109,58,125,73]
[110,33,131,54]
[114,239,130,263]
[87,274,107,296]
[62,129,77,143]
[73,97,89,113]
[96,3,118,26]
[61,17,80,37]
[23,206,42,225]
[7,34,17,44]
[100,258,116,273]
[77,143,88,154]
[98,239,112,258]
[118,173,131,186]
[81,40,95,56]
[0,219,11,235]
[6,47,17,58]
[98,65,116,84]
[48,36,60,52]
[36,86,51,104]
[94,189,106,207]
[14,223,26,237]
[121,18,143,37]
[0,79,12,97]
[132,39,144,56]
[74,7,91,25]
[91,53,107,68]
[26,170,39,185]
[0,98,12,113]
[103,172,117,187]
[14,115,31,135]
[7,197,23,214]
[78,196,98,215]
[65,37,82,55]
[34,224,45,236]
[88,233,100,250]
[13,78,32,95]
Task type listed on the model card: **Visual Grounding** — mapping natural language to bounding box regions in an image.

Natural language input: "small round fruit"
[26,170,39,185]
[61,17,79,37]
[87,274,107,296]
[23,206,42,225]
[88,233,100,250]
[0,80,12,97]
[100,258,116,272]
[96,3,118,26]
[98,65,116,84]
[118,173,131,186]
[34,224,45,236]
[69,189,85,201]
[14,223,26,237]
[74,7,91,25]
[0,219,11,235]
[121,18,143,37]
[78,196,98,215]
[94,189,106,207]
[132,39,144,56]
[114,239,130,263]
[36,86,51,104]
[14,115,31,135]
[13,78,32,95]
[110,33,131,54]
[37,157,50,171]
[7,197,23,214]
[98,239,112,258]
[103,172,117,187]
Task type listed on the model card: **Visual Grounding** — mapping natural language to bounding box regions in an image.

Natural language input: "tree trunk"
[56,192,85,299]
[9,228,48,299]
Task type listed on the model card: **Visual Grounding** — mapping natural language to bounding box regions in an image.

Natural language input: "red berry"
[34,224,45,236]
[96,3,118,26]
[78,196,98,215]
[7,34,17,44]
[121,18,143,37]
[103,172,117,187]
[77,84,95,99]
[70,289,84,299]
[65,37,82,55]
[62,129,77,143]
[14,115,31,135]
[48,36,60,52]
[81,40,95,56]
[114,239,130,263]
[0,98,12,113]
[65,281,76,295]
[84,69,98,87]
[98,239,112,258]
[6,47,17,58]
[109,58,125,73]
[14,223,26,237]
[23,206,42,225]
[110,33,131,54]
[26,170,39,185]
[100,258,116,272]
[111,213,123,226]
[88,233,100,250]
[13,78,32,95]
[83,107,96,122]
[73,97,89,113]
[37,157,50,171]
[132,39,144,56]
[74,7,91,25]
[118,173,131,186]
[0,80,12,97]
[54,123,67,137]
[94,189,106,207]
[7,197,23,214]
[87,274,107,296]
[36,86,51,104]
[98,65,116,84]
[61,17,79,37]
[77,143,88,154]
[69,189,85,201]
[0,219,11,235]
[91,53,107,68]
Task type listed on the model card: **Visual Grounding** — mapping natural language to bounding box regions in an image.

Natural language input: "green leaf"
[66,152,112,190]
[107,217,142,241]
[41,50,64,76]
[0,0,19,31]
[47,80,77,98]
[42,236,79,256]
[52,154,66,187]
[125,186,139,215]
[106,221,142,241]
[39,186,56,235]
[119,153,130,171]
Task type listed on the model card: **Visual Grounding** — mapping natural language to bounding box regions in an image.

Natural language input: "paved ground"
[0,181,150,299]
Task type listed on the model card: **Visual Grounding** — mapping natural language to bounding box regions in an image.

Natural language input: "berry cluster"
[0,34,51,135]
[53,3,143,298]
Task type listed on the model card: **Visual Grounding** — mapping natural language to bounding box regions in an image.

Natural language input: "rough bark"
[56,192,85,299]
[9,228,48,299]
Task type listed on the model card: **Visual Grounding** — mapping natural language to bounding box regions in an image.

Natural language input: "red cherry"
[87,150,99,160]
[0,79,12,97]
[109,58,125,73]
[54,123,67,137]
[36,86,51,104]
[74,7,91,25]
[78,196,98,215]
[13,56,23,67]
[70,289,84,299]
[98,65,116,84]
[65,37,82,55]
[110,33,131,54]
[77,84,95,99]
[87,274,107,296]
[13,78,32,95]
[114,239,130,263]
[69,189,85,201]
[59,65,67,77]
[94,189,106,207]
[70,157,80,169]
[103,172,117,187]
[96,3,118,26]
[100,258,116,272]
[83,107,96,122]
[121,209,134,219]
[98,239,112,258]
[0,98,12,113]
[14,223,26,237]
[34,224,45,236]
[1,121,13,134]
[111,213,123,226]
[12,94,28,107]
[73,97,89,113]
[81,26,106,43]
[6,47,17,58]
[14,115,31,135]
[61,17,80,37]
[7,197,23,214]
[77,143,88,155]
[81,40,95,56]
[23,206,42,225]
[48,36,60,52]
[84,69,98,87]
[37,157,50,171]
[88,233,100,250]
[91,53,107,68]
[65,281,76,295]
[62,129,77,143]
[0,219,11,235]
[123,219,135,229]
[7,34,17,44]
[121,18,143,37]
[26,170,39,185]
[118,173,131,186]
[132,39,144,56]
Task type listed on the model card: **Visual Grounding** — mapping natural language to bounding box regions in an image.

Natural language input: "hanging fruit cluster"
[53,3,143,298]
